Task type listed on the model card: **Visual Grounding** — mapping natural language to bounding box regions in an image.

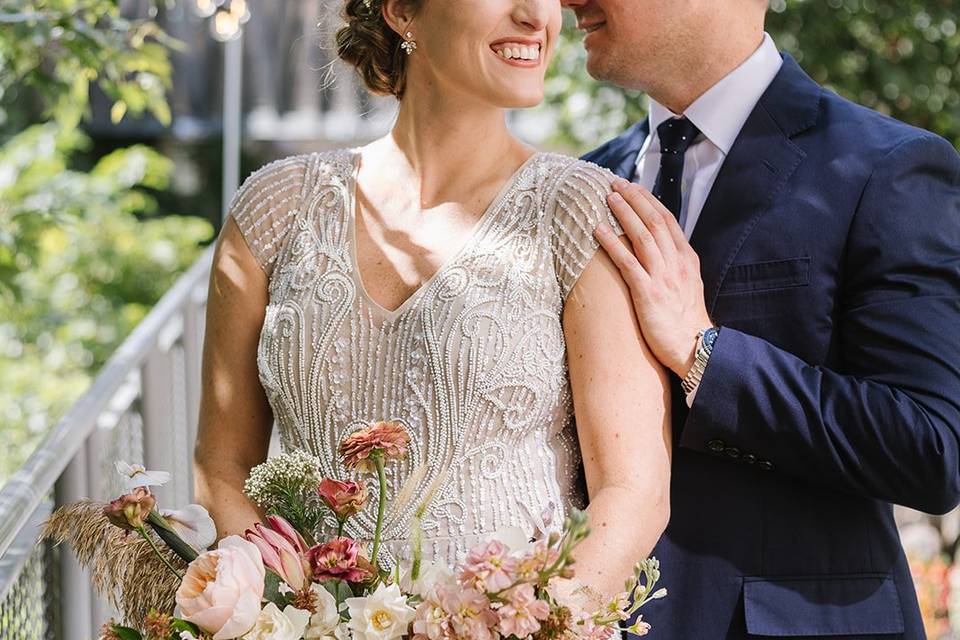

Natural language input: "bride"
[194,0,671,600]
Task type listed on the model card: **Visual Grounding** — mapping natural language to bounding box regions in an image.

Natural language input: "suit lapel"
[585,120,649,180]
[690,55,821,314]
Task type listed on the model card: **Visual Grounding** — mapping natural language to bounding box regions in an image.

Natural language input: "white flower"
[489,525,535,555]
[161,504,217,550]
[345,582,415,640]
[243,603,311,640]
[304,584,341,639]
[398,560,455,597]
[179,632,198,640]
[333,622,351,640]
[115,460,171,490]
[277,581,294,596]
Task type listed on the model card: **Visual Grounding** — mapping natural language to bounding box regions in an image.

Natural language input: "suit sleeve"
[680,134,960,515]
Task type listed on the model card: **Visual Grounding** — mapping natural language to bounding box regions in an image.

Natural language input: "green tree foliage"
[0,1,212,485]
[539,2,960,153]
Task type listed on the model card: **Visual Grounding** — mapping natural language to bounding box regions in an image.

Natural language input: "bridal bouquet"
[43,421,665,640]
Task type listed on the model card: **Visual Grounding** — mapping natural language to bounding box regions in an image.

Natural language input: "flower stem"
[137,526,183,580]
[370,455,387,570]
[337,519,345,538]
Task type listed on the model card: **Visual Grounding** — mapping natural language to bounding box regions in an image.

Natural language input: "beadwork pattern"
[229,148,623,566]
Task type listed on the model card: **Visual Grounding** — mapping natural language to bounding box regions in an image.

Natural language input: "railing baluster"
[54,449,93,640]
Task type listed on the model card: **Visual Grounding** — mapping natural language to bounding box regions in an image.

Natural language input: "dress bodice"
[228,148,621,566]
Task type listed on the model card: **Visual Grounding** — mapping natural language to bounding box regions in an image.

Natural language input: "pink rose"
[458,540,517,592]
[338,421,411,472]
[245,515,310,591]
[497,583,550,638]
[317,478,368,520]
[175,536,265,640]
[307,537,373,583]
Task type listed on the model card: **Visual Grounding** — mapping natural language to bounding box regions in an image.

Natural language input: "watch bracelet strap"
[681,329,714,395]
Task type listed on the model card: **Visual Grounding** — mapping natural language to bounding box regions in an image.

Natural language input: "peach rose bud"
[318,478,368,520]
[103,486,156,531]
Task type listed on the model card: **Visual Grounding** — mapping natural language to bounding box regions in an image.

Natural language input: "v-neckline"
[346,147,540,320]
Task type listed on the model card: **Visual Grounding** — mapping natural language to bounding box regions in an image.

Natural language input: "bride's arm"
[562,236,673,600]
[193,217,273,541]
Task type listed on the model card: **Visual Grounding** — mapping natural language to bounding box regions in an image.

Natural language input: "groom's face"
[560,0,709,90]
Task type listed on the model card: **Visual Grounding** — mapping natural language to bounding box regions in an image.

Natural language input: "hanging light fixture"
[192,0,250,41]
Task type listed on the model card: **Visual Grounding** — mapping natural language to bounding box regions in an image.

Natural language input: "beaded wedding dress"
[229,148,621,567]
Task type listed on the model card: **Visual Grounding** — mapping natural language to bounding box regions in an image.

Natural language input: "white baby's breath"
[243,450,323,507]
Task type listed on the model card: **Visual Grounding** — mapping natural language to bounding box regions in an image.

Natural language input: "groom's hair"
[335,0,424,100]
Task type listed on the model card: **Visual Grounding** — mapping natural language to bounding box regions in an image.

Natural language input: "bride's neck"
[377,91,530,205]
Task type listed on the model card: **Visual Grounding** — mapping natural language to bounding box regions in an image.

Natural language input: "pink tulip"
[317,478,368,520]
[175,536,265,640]
[307,537,372,583]
[245,516,309,591]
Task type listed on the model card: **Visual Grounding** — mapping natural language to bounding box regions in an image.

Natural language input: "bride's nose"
[512,0,550,31]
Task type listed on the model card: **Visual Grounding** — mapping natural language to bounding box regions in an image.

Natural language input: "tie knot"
[656,117,700,156]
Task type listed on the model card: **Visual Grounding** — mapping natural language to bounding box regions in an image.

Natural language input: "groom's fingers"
[606,190,667,276]
[594,223,652,292]
[638,187,689,256]
[611,180,678,270]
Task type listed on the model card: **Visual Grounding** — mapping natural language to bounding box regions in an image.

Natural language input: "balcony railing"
[0,246,214,640]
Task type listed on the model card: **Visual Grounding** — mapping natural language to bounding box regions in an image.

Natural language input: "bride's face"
[405,0,562,108]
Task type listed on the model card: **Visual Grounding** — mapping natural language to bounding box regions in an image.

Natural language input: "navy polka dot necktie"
[652,116,701,222]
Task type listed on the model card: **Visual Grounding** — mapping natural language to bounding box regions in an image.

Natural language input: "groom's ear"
[382,0,418,38]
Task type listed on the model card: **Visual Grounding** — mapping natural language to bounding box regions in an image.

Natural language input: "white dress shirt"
[633,33,783,404]
[634,32,783,239]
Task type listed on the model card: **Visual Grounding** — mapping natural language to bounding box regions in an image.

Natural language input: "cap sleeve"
[549,159,625,300]
[227,154,310,279]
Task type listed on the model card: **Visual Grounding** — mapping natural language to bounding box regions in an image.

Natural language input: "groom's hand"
[594,179,714,379]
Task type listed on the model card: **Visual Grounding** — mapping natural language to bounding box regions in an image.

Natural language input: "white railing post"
[54,451,94,640]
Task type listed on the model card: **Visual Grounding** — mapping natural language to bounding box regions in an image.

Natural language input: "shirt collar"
[647,33,783,156]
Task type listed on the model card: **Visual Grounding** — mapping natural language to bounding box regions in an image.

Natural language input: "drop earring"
[401,31,417,55]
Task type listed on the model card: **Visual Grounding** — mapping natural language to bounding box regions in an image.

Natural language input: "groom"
[565,0,960,637]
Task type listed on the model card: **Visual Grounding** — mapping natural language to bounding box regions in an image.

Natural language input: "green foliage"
[0,0,182,130]
[0,1,212,486]
[539,2,960,153]
[767,0,958,147]
[0,131,212,481]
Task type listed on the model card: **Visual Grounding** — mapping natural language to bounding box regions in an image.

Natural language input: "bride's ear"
[382,0,415,38]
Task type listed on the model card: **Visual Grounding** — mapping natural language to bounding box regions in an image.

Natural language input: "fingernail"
[612,178,631,190]
[608,192,625,204]
[595,223,612,237]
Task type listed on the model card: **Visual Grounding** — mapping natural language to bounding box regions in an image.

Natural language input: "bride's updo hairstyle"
[336,0,424,100]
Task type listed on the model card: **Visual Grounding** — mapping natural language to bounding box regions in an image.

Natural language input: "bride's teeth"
[494,44,539,60]
[520,46,530,59]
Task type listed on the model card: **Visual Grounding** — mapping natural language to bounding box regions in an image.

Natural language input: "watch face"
[703,327,719,348]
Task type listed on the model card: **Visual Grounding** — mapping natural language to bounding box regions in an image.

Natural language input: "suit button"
[707,439,726,453]
[724,447,741,459]
[742,453,757,465]
[758,460,774,472]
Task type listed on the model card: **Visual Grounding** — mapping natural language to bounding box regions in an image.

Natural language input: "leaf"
[109,624,143,640]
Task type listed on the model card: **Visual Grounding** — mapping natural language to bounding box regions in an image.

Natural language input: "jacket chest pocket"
[718,256,811,295]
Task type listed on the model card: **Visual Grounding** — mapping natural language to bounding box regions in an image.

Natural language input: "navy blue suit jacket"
[583,54,960,638]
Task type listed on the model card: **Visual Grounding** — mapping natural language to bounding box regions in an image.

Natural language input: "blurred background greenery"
[0,1,958,632]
